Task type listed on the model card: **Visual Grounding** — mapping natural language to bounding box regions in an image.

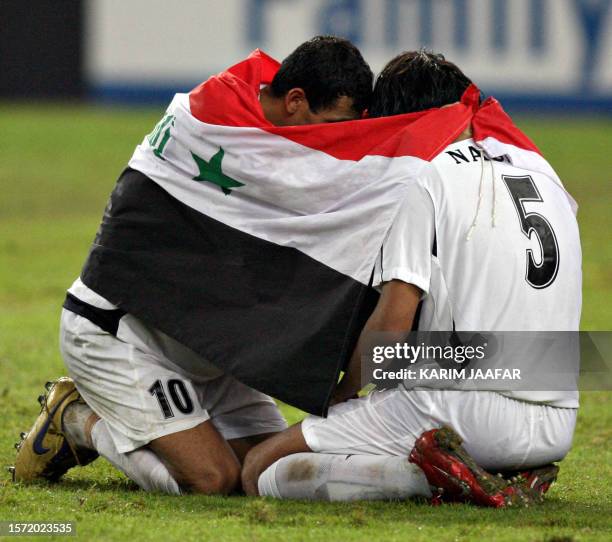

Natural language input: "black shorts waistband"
[63,293,126,336]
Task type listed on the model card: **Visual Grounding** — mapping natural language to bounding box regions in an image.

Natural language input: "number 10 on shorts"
[149,379,195,419]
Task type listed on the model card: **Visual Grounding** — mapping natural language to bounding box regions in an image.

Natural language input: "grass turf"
[0,103,610,541]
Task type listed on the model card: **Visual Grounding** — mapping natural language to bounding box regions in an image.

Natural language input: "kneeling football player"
[241,51,581,507]
[12,37,374,495]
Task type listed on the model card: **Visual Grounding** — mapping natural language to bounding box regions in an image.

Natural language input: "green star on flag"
[191,148,245,195]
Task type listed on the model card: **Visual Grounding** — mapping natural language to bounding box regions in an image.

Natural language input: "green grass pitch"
[0,104,610,541]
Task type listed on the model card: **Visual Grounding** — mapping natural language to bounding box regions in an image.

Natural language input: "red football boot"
[409,426,544,508]
[504,464,560,499]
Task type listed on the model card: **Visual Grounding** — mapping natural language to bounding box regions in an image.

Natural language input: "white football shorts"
[302,388,576,471]
[60,309,287,453]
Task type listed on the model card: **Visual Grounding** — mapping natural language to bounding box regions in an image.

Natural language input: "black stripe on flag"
[81,168,378,415]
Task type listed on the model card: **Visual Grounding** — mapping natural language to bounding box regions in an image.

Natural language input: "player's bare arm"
[333,280,422,404]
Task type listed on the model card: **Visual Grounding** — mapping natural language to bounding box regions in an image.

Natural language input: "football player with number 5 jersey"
[242,51,581,507]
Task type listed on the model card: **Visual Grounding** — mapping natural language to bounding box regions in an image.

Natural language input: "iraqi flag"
[83,50,503,415]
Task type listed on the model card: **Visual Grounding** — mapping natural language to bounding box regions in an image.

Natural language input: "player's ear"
[284,88,309,115]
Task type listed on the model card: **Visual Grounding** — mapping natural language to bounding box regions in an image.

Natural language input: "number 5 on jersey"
[503,175,559,289]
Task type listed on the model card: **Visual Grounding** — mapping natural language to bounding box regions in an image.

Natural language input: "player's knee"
[216,460,241,494]
[180,460,240,495]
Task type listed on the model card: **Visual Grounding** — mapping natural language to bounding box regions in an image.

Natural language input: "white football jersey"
[374,138,582,407]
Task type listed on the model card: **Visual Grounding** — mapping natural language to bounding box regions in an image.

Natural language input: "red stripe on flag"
[262,105,473,161]
[189,49,277,128]
[472,96,542,155]
[190,50,539,162]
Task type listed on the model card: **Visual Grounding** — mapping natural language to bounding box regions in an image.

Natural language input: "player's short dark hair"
[270,36,373,115]
[369,50,473,117]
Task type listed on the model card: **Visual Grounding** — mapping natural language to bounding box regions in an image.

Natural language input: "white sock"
[62,401,96,449]
[89,420,181,495]
[258,453,432,501]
